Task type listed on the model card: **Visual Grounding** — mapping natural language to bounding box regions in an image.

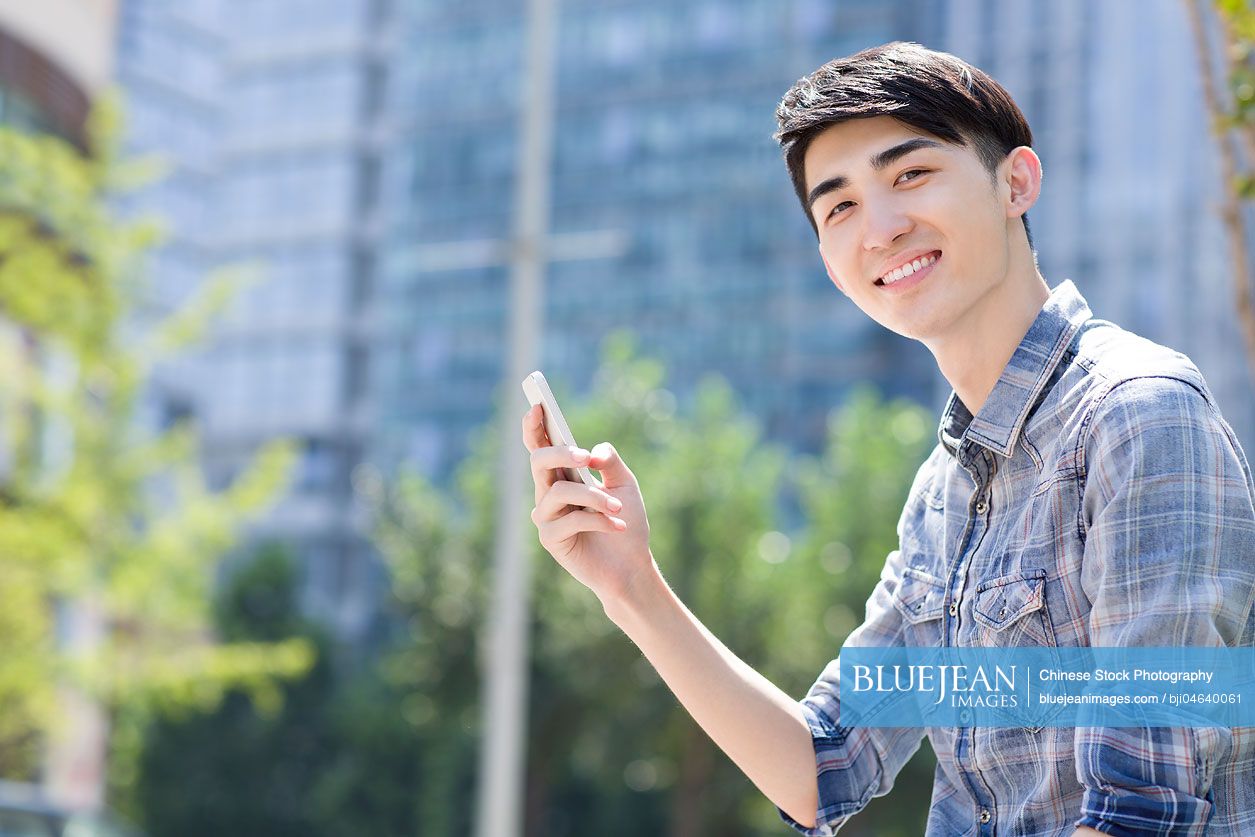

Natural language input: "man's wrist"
[601,553,666,630]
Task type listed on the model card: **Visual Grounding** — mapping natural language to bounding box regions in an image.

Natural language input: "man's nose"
[861,201,913,253]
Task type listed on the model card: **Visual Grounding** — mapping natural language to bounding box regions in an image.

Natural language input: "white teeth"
[880,253,937,285]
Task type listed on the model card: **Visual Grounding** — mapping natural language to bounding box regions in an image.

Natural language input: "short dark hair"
[774,41,1035,250]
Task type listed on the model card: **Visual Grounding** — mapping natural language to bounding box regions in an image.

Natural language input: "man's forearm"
[603,558,820,829]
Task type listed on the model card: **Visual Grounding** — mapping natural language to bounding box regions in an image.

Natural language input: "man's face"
[803,115,1019,342]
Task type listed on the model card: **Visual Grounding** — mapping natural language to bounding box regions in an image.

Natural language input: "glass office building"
[380,0,1254,490]
[377,0,945,495]
[115,0,389,641]
[116,0,1255,637]
[116,0,946,636]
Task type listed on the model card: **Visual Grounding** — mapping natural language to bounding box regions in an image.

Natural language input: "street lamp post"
[470,1,626,835]
[472,0,557,833]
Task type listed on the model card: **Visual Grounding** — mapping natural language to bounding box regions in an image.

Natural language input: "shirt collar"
[937,279,1092,459]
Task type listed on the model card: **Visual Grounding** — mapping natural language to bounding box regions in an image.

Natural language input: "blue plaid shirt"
[778,280,1255,836]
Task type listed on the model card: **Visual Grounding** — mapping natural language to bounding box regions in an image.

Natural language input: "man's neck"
[925,266,1051,417]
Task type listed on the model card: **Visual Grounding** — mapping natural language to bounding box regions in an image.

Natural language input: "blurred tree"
[135,542,424,837]
[779,386,938,836]
[365,332,936,836]
[0,97,311,816]
[1187,0,1255,377]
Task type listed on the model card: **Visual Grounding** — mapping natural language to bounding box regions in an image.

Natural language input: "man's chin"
[880,315,939,342]
[897,317,960,349]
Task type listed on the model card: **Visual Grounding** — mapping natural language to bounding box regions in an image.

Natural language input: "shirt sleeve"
[776,543,929,835]
[1074,375,1255,836]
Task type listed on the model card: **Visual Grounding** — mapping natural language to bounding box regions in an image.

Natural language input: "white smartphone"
[521,370,599,488]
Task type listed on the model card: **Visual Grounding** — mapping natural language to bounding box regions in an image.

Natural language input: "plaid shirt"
[778,280,1255,836]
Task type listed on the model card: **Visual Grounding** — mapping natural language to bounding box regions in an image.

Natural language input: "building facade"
[378,0,944,496]
[116,0,1255,637]
[115,0,390,641]
[0,0,115,144]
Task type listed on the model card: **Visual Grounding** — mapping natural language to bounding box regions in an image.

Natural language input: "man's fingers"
[539,509,626,547]
[529,440,593,506]
[529,448,557,505]
[586,441,633,489]
[534,479,622,523]
[521,404,547,451]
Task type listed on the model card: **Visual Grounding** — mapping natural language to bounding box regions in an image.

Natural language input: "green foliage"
[136,544,424,837]
[1217,0,1255,43]
[0,96,311,809]
[366,331,939,836]
[1213,1,1255,162]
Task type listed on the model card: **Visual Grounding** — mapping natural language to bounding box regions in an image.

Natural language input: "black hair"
[775,41,1035,250]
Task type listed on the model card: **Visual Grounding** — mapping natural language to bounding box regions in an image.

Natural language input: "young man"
[521,42,1255,835]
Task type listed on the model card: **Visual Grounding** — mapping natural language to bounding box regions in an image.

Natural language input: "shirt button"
[960,709,972,724]
[948,603,958,617]
[979,809,991,824]
[975,499,988,514]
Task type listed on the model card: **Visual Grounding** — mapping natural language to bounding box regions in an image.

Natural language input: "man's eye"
[828,200,854,219]
[827,170,928,220]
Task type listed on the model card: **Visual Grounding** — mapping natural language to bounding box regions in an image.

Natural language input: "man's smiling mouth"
[875,250,941,286]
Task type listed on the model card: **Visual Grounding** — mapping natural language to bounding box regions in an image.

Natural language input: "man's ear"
[819,246,846,295]
[1004,146,1042,221]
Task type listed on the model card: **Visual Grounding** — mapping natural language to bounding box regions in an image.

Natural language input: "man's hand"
[521,403,655,611]
[1073,827,1107,836]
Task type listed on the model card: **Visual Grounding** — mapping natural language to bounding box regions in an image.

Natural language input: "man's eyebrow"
[806,137,944,210]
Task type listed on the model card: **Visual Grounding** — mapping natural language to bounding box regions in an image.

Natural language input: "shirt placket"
[945,444,996,646]
[945,442,999,835]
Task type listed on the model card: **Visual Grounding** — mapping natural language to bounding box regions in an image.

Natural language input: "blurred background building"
[379,0,943,493]
[113,0,1254,642]
[115,0,390,643]
[0,0,115,144]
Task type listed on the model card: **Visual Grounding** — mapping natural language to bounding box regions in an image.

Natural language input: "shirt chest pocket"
[892,567,946,647]
[971,568,1058,649]
[971,568,1065,732]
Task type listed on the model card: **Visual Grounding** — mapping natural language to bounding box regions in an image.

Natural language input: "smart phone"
[521,370,599,488]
